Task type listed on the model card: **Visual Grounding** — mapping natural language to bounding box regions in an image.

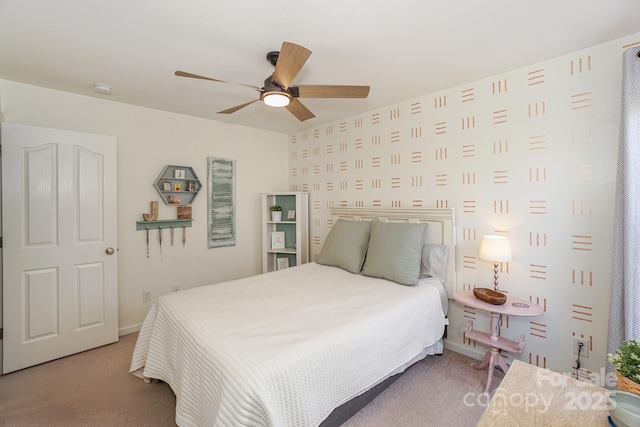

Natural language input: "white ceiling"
[1,1,639,135]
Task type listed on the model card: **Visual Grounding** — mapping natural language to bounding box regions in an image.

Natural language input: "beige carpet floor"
[0,333,503,426]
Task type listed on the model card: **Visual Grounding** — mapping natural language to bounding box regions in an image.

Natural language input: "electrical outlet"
[172,285,181,292]
[143,290,152,303]
[573,337,589,358]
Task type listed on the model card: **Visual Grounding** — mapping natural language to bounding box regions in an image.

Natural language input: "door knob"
[105,247,115,255]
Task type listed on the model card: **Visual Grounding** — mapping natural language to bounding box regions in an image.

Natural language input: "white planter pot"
[271,211,282,221]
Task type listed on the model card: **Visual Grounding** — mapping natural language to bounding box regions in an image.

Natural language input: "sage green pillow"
[317,219,372,273]
[362,221,427,286]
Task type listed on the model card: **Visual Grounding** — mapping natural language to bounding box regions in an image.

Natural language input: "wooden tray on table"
[473,288,507,305]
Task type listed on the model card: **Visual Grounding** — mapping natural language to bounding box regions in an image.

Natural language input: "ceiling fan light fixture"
[262,92,291,107]
[175,42,369,120]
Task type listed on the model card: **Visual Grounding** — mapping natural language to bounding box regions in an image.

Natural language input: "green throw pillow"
[362,221,427,286]
[317,219,372,273]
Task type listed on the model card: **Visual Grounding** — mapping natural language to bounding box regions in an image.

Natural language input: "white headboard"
[329,207,456,296]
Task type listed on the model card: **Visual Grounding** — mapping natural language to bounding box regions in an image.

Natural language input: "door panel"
[26,144,58,246]
[25,268,59,340]
[77,146,102,242]
[2,122,118,373]
[77,262,105,328]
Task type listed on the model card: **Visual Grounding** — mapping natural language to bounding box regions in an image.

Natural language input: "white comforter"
[130,262,446,427]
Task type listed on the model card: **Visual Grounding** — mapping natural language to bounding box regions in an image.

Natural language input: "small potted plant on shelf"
[609,339,640,395]
[270,204,283,221]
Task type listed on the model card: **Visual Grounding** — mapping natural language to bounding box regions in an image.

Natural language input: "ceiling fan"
[175,42,370,121]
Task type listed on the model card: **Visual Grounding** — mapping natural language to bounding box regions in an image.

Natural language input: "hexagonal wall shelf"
[154,165,201,206]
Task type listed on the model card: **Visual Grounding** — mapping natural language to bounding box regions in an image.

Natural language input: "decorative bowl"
[608,390,640,427]
[473,288,507,305]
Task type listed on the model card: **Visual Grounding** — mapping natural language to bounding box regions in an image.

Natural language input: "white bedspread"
[130,262,446,427]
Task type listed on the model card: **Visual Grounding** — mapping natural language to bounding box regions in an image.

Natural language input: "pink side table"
[453,290,544,393]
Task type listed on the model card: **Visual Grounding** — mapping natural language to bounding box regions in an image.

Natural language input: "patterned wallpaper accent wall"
[289,33,640,379]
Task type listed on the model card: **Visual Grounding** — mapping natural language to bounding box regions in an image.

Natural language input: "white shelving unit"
[261,192,309,273]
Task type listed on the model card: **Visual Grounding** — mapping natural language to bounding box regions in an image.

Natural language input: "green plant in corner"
[270,204,282,212]
[609,339,640,384]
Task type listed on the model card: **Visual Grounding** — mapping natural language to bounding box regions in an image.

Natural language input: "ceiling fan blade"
[175,71,260,91]
[272,42,312,90]
[294,85,370,98]
[217,99,259,114]
[285,99,316,121]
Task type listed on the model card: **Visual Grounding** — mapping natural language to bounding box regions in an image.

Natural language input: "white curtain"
[608,46,640,385]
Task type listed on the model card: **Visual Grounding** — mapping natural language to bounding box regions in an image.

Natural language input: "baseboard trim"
[119,323,142,336]
[444,340,485,361]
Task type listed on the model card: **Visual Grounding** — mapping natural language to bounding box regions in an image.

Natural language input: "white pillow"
[420,243,449,283]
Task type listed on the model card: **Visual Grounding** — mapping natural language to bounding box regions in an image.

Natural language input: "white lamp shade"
[478,235,513,262]
[263,92,291,107]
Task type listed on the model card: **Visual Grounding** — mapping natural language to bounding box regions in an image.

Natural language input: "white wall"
[0,80,289,332]
[289,33,640,379]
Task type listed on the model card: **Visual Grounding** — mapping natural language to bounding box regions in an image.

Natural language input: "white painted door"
[2,122,118,373]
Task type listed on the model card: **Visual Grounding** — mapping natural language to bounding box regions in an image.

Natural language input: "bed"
[130,207,456,426]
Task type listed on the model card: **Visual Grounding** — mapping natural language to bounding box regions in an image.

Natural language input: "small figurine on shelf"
[186,180,196,192]
[168,195,181,204]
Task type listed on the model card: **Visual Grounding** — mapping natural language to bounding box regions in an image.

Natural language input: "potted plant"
[270,204,283,221]
[609,339,640,395]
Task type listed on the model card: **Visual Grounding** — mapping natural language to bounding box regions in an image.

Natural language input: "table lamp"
[478,235,513,291]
